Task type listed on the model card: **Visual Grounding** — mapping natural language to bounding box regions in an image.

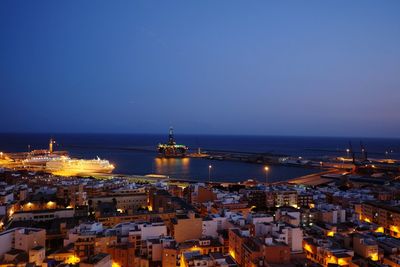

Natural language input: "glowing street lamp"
[264,166,269,186]
[208,165,212,183]
[346,148,350,158]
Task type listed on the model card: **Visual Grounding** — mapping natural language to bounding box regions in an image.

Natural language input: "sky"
[0,1,399,137]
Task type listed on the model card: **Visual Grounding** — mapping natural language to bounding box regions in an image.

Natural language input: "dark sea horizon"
[0,133,399,183]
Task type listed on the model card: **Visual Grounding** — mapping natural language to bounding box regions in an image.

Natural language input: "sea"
[0,133,399,183]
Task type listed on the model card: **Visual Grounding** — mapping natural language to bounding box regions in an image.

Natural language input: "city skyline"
[1,2,400,267]
[1,1,400,137]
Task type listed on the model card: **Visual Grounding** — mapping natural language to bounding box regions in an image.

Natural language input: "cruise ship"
[3,138,115,176]
[46,156,115,176]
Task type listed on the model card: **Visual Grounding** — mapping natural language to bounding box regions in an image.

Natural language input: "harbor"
[1,132,399,184]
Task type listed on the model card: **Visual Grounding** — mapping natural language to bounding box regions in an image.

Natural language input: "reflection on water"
[151,156,320,182]
[154,157,190,177]
[2,133,360,182]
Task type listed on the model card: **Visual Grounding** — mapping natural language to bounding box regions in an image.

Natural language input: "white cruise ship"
[16,139,115,176]
[45,156,115,176]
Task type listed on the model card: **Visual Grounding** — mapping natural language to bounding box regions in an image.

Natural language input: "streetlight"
[208,165,212,183]
[264,166,269,186]
[346,148,350,158]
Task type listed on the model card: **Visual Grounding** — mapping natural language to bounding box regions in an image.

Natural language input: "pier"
[188,148,286,165]
[287,169,341,186]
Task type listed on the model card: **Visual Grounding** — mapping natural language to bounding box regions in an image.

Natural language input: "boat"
[45,156,115,176]
[8,138,115,176]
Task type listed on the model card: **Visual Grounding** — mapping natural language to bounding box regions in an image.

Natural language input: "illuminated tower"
[49,138,55,153]
[168,127,176,145]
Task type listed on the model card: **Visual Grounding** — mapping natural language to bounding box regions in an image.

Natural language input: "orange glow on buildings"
[390,225,399,233]
[229,249,236,261]
[65,255,80,264]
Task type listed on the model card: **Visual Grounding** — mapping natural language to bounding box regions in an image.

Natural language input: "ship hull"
[49,168,114,176]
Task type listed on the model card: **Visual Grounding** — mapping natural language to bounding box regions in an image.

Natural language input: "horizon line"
[0,131,399,140]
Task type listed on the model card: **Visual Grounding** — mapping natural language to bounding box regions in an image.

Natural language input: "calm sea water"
[0,134,399,182]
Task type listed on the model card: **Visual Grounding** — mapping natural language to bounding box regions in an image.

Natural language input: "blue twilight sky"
[0,1,400,137]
